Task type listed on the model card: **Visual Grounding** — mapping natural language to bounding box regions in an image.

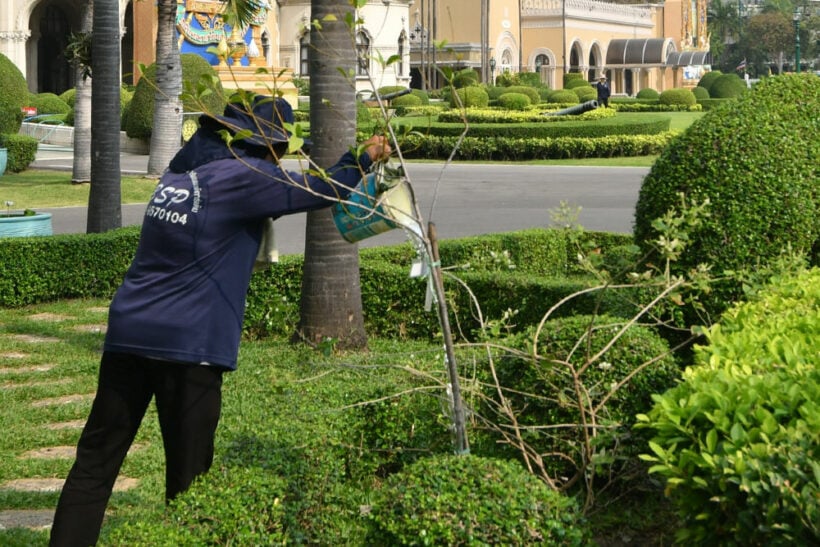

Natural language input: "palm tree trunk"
[296,0,367,349]
[72,1,92,184]
[86,0,121,233]
[147,0,182,176]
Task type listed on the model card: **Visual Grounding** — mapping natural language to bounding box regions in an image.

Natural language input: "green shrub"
[564,78,591,90]
[29,93,71,115]
[517,71,543,87]
[638,267,820,545]
[409,88,429,105]
[59,88,77,107]
[658,87,696,106]
[450,67,479,88]
[0,54,28,109]
[634,74,820,318]
[697,69,723,93]
[548,89,580,104]
[691,85,710,101]
[497,92,531,110]
[573,85,597,102]
[563,72,585,88]
[474,314,680,479]
[367,454,586,545]
[636,88,659,100]
[391,93,423,110]
[0,104,24,136]
[502,85,540,104]
[107,466,288,544]
[709,73,747,98]
[450,85,489,108]
[125,53,225,139]
[0,134,39,173]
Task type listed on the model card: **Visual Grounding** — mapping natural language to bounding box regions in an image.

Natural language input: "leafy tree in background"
[742,11,795,74]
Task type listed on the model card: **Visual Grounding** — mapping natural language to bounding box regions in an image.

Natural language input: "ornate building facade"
[1,0,708,98]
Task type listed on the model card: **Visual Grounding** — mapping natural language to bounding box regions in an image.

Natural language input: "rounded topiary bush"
[692,86,710,101]
[29,93,71,115]
[59,88,77,108]
[125,53,225,139]
[548,89,580,104]
[634,73,820,317]
[0,52,29,134]
[573,85,597,102]
[450,67,479,88]
[497,92,531,110]
[659,87,696,106]
[450,85,489,108]
[697,69,723,93]
[709,73,747,98]
[636,87,660,100]
[503,85,540,104]
[564,77,591,90]
[409,88,429,105]
[367,454,586,545]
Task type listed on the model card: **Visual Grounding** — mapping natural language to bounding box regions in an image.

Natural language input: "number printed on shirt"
[145,204,188,225]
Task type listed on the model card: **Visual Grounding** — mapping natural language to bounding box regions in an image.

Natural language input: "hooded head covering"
[168,95,309,173]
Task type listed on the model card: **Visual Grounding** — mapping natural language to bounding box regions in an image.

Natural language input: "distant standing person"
[596,75,611,107]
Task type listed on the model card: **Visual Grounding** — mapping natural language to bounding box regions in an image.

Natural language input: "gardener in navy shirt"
[50,95,391,547]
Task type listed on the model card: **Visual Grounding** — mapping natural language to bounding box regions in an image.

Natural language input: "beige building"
[2,0,707,99]
[413,0,710,94]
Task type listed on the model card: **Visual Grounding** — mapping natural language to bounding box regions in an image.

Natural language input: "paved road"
[33,145,649,256]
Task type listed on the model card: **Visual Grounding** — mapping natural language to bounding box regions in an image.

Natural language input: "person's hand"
[362,135,392,162]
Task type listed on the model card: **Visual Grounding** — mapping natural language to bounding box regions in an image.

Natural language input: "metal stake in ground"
[428,221,469,455]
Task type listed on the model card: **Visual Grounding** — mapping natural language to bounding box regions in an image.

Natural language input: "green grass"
[0,170,157,209]
[0,297,676,544]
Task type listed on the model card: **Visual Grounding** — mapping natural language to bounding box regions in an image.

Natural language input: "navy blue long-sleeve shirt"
[104,150,371,370]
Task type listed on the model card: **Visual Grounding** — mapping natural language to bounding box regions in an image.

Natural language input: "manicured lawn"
[0,170,156,208]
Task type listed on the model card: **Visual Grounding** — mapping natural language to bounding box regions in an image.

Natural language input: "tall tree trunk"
[147,0,182,176]
[296,0,367,349]
[87,0,121,233]
[72,1,93,184]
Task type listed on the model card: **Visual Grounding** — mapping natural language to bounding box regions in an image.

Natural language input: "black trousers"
[50,352,224,547]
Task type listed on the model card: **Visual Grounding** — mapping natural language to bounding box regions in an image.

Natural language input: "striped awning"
[605,39,667,66]
[666,50,712,66]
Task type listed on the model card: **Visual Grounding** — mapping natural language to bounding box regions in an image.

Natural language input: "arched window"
[299,33,310,76]
[535,54,549,71]
[356,31,370,76]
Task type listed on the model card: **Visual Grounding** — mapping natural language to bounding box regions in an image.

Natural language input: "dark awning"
[666,50,712,66]
[605,38,667,65]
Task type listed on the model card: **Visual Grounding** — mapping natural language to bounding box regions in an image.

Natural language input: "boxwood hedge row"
[0,227,635,341]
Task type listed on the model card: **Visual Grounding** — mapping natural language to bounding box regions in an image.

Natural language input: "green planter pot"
[0,147,7,176]
[0,212,53,237]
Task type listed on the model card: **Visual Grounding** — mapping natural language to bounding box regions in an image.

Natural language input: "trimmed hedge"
[634,74,820,318]
[449,86,489,108]
[397,132,676,161]
[709,73,747,98]
[497,92,531,110]
[638,267,820,545]
[658,87,696,106]
[125,54,225,139]
[28,93,71,115]
[367,455,587,545]
[0,134,39,173]
[0,227,635,341]
[0,52,29,134]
